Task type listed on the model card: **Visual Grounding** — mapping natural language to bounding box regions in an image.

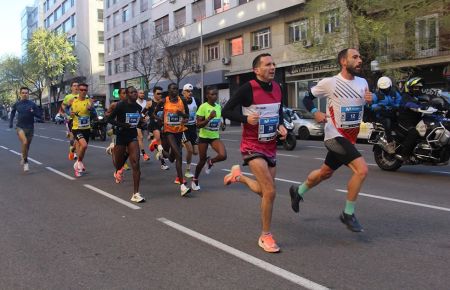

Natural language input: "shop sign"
[287,61,338,76]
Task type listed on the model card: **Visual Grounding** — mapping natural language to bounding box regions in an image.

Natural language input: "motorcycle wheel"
[100,127,107,141]
[283,133,297,151]
[373,145,402,171]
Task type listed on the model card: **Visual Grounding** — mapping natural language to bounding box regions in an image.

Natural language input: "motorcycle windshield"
[96,108,105,118]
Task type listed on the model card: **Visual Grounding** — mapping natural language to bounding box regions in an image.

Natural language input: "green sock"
[344,200,355,215]
[297,183,309,197]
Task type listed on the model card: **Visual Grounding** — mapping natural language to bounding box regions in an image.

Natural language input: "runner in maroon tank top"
[223,53,287,253]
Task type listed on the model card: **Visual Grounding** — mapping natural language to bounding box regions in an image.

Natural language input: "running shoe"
[74,153,78,160]
[114,169,123,183]
[68,151,75,160]
[160,164,170,170]
[224,165,241,185]
[78,161,86,172]
[289,185,304,213]
[74,169,82,177]
[106,142,114,155]
[23,162,29,172]
[184,169,194,178]
[180,184,191,196]
[258,233,280,253]
[123,163,130,171]
[340,212,364,232]
[20,158,24,165]
[191,179,201,191]
[131,192,145,203]
[174,177,186,184]
[205,157,213,175]
[143,153,150,161]
[149,139,158,152]
[155,151,162,161]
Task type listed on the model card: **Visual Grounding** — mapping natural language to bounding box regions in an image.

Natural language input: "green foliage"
[0,55,23,104]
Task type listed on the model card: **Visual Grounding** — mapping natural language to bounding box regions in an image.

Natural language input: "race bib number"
[340,106,362,128]
[78,116,90,128]
[167,113,181,126]
[258,116,279,142]
[188,112,196,125]
[206,118,221,131]
[126,113,140,128]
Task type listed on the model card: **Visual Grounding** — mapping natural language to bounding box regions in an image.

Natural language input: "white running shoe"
[131,192,145,203]
[73,161,79,171]
[106,142,114,155]
[191,181,200,191]
[160,164,170,170]
[184,170,194,178]
[180,184,191,196]
[23,163,29,172]
[78,161,85,172]
[205,158,213,175]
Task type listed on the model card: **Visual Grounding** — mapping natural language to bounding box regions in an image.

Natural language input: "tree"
[0,56,23,102]
[27,29,78,116]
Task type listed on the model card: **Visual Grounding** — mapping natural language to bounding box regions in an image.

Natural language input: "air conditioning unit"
[222,57,231,65]
[302,40,313,48]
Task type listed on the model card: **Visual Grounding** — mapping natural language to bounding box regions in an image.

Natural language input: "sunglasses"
[79,89,88,91]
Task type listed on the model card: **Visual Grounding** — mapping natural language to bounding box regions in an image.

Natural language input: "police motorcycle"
[368,95,450,171]
[90,102,107,141]
[277,107,297,151]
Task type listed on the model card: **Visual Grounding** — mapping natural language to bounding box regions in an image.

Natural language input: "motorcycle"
[368,96,450,171]
[90,106,107,141]
[277,108,297,151]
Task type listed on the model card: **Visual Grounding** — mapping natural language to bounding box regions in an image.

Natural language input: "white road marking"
[277,153,299,158]
[27,157,42,165]
[222,169,300,184]
[89,144,108,149]
[83,184,141,210]
[40,136,50,139]
[46,166,75,180]
[220,138,239,142]
[158,217,329,290]
[0,146,8,149]
[432,171,450,175]
[306,145,325,149]
[51,138,65,142]
[336,189,450,212]
[9,150,21,156]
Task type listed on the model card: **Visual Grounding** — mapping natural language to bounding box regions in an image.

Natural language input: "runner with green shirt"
[191,86,227,191]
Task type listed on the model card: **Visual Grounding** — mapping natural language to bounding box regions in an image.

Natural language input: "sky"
[0,0,35,58]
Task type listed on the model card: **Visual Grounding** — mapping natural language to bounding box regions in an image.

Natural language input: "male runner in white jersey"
[136,89,151,161]
[181,83,198,178]
[289,48,372,232]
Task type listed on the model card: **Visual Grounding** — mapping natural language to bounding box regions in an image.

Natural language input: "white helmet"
[377,76,392,90]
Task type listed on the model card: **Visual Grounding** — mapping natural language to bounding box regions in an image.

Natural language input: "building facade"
[42,0,106,100]
[21,1,43,57]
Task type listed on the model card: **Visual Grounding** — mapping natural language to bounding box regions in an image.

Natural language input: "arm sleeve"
[222,83,252,123]
[9,103,17,127]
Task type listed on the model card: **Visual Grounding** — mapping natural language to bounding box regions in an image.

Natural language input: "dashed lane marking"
[27,157,42,165]
[431,171,450,175]
[45,166,75,181]
[222,169,300,184]
[0,146,8,150]
[84,184,141,210]
[158,217,329,290]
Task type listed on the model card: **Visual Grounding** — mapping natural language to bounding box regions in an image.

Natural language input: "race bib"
[78,116,90,128]
[206,118,221,131]
[126,113,140,128]
[258,116,279,142]
[188,111,196,125]
[340,105,363,128]
[167,113,181,126]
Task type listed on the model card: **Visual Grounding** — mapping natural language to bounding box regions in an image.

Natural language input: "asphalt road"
[1,121,449,290]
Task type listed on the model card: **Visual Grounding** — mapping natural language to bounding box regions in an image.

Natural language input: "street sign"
[112,89,119,99]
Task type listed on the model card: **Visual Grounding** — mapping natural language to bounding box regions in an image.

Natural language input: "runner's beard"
[348,66,362,77]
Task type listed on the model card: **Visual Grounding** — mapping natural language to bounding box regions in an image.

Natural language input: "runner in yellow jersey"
[59,81,79,160]
[69,83,93,177]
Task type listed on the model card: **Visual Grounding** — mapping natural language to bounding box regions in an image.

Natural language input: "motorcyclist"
[370,76,402,153]
[395,77,425,161]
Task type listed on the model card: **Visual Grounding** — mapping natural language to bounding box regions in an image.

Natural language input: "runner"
[154,83,191,196]
[147,86,169,170]
[69,83,93,177]
[136,89,151,161]
[9,87,42,172]
[181,84,198,178]
[222,53,287,253]
[191,86,227,191]
[59,81,79,160]
[289,48,372,232]
[107,86,145,203]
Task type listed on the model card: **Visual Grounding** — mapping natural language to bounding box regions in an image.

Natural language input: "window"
[62,0,70,14]
[48,14,54,26]
[140,0,148,12]
[63,18,71,32]
[55,6,63,20]
[289,20,308,43]
[141,21,148,39]
[97,9,103,22]
[106,16,110,30]
[123,55,130,72]
[187,49,199,66]
[174,8,186,28]
[98,31,104,44]
[131,1,136,17]
[113,11,119,27]
[214,0,230,14]
[192,0,205,22]
[106,0,110,8]
[132,26,137,42]
[56,25,63,34]
[99,75,105,84]
[107,38,111,54]
[107,61,112,75]
[70,14,76,28]
[206,43,219,61]
[68,34,76,43]
[71,0,75,6]
[44,0,49,12]
[122,7,129,23]
[229,36,243,56]
[113,34,120,51]
[114,58,120,74]
[322,9,340,34]
[123,30,130,47]
[99,53,104,66]
[252,28,271,50]
[416,14,438,53]
[155,15,169,34]
[239,0,253,4]
[133,51,139,69]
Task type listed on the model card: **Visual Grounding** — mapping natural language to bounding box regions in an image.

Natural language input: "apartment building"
[104,0,152,104]
[42,0,106,100]
[21,0,43,57]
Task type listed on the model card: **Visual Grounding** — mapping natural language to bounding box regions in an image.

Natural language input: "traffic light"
[112,89,119,99]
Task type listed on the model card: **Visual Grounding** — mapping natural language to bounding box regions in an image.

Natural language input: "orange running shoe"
[68,152,74,160]
[174,177,186,184]
[114,169,124,183]
[143,153,150,161]
[149,140,158,152]
[258,233,280,253]
[224,165,241,185]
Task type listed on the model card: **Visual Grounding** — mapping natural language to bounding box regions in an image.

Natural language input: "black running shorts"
[324,137,362,170]
[116,133,138,146]
[72,129,90,142]
[242,150,277,168]
[182,125,198,145]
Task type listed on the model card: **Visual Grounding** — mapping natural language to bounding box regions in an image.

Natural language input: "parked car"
[289,108,324,140]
